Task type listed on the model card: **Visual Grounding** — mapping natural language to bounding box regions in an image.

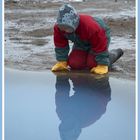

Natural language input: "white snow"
[5,36,54,62]
[110,36,135,50]
[5,35,135,63]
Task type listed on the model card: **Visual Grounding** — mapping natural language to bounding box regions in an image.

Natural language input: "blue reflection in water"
[54,73,111,140]
[5,69,135,140]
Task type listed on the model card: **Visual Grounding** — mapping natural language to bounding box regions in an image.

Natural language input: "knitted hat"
[57,4,80,31]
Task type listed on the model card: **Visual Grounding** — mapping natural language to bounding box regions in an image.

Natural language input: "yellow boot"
[90,65,108,74]
[51,61,69,72]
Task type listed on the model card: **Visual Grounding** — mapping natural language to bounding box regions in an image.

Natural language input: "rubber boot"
[109,48,124,66]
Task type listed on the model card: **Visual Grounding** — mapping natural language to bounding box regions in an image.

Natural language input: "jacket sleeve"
[53,25,70,61]
[89,24,110,66]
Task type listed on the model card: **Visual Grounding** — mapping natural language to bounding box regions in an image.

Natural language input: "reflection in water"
[54,73,111,140]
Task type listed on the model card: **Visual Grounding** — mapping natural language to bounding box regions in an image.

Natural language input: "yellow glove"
[51,61,68,72]
[90,65,108,74]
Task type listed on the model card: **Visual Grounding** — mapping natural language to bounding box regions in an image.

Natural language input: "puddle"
[5,69,135,140]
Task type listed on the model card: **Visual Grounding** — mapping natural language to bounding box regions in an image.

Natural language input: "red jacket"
[54,14,110,65]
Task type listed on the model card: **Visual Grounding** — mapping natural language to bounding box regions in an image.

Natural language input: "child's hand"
[90,65,108,74]
[51,61,69,72]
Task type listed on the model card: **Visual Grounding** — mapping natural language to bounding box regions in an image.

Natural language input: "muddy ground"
[4,0,136,80]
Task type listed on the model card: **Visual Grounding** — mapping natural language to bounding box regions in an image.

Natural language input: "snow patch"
[110,36,135,50]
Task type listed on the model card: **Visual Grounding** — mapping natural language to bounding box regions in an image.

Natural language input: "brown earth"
[4,0,136,80]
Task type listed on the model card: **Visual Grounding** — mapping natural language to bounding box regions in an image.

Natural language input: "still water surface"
[5,69,135,140]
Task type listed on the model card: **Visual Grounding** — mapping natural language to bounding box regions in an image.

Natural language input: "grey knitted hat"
[56,4,80,31]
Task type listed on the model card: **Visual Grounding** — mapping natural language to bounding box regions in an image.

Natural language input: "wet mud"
[4,0,135,80]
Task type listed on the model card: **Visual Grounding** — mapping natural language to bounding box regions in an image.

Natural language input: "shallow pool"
[5,69,135,140]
